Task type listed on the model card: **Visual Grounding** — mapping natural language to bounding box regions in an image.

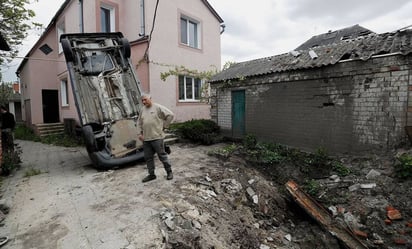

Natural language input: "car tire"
[82,125,98,153]
[61,38,74,62]
[119,38,131,59]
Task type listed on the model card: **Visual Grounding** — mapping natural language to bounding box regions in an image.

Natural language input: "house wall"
[20,25,61,125]
[145,0,221,122]
[20,0,222,127]
[211,54,412,154]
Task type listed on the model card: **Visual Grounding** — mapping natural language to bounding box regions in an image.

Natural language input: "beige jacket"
[138,103,174,141]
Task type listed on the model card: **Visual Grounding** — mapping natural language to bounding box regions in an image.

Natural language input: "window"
[61,79,69,107]
[180,16,200,48]
[178,76,202,101]
[101,5,115,32]
[57,22,65,53]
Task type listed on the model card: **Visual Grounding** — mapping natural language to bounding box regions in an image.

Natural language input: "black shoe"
[142,175,156,183]
[166,172,173,180]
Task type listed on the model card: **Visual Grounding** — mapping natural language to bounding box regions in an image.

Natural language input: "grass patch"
[14,124,83,147]
[24,167,42,177]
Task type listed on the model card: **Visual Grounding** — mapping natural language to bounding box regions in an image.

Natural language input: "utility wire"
[143,0,160,62]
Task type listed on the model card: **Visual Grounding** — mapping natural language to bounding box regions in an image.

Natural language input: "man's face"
[141,96,152,107]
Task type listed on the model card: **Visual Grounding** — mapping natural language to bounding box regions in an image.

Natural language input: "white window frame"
[61,79,69,107]
[178,75,202,102]
[57,22,65,53]
[180,16,200,49]
[101,4,115,32]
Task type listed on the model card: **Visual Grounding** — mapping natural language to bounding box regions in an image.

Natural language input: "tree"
[0,0,40,65]
[0,82,13,107]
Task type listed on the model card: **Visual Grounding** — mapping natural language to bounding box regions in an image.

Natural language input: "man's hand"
[138,134,144,141]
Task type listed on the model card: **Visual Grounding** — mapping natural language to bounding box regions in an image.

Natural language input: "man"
[0,105,16,152]
[138,93,174,182]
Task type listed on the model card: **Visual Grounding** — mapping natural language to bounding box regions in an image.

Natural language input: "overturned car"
[60,32,144,169]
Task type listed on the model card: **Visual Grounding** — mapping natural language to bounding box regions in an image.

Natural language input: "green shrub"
[40,134,83,147]
[395,153,412,179]
[170,119,222,145]
[24,167,42,177]
[1,146,22,176]
[14,124,40,142]
[303,179,321,196]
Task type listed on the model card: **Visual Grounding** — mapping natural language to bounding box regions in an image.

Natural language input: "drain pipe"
[79,0,84,33]
[139,0,145,36]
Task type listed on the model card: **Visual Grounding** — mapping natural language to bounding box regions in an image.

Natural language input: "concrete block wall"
[211,54,412,154]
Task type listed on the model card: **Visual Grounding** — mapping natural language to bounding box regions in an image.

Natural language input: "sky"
[1,0,412,82]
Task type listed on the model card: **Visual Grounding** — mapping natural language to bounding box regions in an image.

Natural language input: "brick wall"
[211,54,412,154]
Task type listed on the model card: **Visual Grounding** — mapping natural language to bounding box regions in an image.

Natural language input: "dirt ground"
[1,140,412,249]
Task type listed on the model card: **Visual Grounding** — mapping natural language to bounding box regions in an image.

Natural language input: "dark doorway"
[42,90,60,123]
[231,90,245,138]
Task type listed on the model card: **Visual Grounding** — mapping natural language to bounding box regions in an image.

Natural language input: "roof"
[296,24,374,50]
[210,28,412,83]
[0,33,10,51]
[16,0,70,75]
[201,0,224,23]
[17,0,223,75]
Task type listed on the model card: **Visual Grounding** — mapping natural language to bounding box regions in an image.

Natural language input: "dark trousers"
[143,139,171,175]
[1,131,14,153]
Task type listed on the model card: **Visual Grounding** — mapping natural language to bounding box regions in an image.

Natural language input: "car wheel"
[82,125,98,153]
[119,38,131,59]
[61,38,74,62]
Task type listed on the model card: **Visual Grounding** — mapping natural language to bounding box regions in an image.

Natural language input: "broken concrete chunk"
[284,234,292,241]
[366,169,381,179]
[248,179,255,185]
[192,220,202,230]
[252,195,259,204]
[348,184,361,192]
[164,218,175,230]
[205,175,212,182]
[360,183,376,189]
[260,244,270,249]
[246,187,255,197]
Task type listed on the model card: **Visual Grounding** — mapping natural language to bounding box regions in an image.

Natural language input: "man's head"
[141,93,152,107]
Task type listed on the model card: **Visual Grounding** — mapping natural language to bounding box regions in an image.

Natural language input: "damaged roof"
[295,24,374,50]
[210,28,412,83]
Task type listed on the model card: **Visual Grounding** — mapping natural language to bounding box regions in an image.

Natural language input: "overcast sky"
[1,0,412,82]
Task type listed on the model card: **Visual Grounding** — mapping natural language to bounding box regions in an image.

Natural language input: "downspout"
[79,0,84,33]
[139,0,145,36]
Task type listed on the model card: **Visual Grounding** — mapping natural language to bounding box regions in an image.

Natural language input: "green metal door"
[232,90,245,138]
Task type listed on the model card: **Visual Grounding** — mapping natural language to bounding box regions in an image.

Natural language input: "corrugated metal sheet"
[210,29,412,83]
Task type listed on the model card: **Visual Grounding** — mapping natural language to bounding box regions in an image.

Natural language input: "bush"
[170,119,222,145]
[1,146,22,176]
[395,153,412,179]
[14,124,40,141]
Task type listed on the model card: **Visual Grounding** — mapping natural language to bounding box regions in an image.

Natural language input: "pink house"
[17,0,224,131]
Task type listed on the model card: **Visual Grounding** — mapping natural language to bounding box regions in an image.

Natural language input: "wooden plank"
[285,180,369,249]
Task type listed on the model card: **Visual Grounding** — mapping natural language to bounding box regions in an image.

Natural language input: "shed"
[209,28,412,154]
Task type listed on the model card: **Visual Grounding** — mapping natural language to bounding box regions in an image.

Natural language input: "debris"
[360,183,376,189]
[284,234,292,241]
[285,180,369,249]
[387,206,402,220]
[348,184,361,192]
[353,229,368,239]
[260,244,270,249]
[365,169,381,179]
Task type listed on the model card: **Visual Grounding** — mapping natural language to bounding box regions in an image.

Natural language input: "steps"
[164,132,179,145]
[35,123,65,137]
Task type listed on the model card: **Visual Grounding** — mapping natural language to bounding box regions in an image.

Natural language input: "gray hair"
[141,92,151,98]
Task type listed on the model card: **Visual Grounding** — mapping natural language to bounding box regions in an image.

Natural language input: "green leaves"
[0,0,38,65]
